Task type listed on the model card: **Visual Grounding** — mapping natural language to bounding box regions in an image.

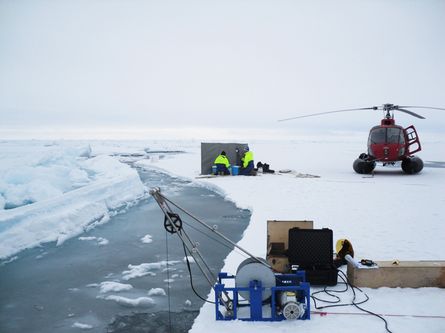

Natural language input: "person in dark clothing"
[240,146,254,175]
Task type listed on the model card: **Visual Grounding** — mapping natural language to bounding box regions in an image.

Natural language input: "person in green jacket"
[214,151,231,175]
[240,146,254,175]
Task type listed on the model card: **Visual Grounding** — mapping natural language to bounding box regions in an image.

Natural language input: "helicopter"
[279,103,445,175]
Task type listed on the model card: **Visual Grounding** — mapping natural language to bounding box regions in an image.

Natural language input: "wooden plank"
[347,261,445,288]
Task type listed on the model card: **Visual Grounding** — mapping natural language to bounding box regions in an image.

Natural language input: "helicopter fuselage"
[366,118,421,162]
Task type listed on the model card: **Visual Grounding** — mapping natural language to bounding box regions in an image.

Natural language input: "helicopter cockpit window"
[369,127,405,144]
[369,128,386,144]
[387,128,404,144]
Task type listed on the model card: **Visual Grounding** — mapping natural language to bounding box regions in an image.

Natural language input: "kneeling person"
[214,151,231,175]
[240,146,254,175]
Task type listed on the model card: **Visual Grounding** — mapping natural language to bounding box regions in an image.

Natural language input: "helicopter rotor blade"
[396,108,425,119]
[398,106,445,111]
[278,107,378,122]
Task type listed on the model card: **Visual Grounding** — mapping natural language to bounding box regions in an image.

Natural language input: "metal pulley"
[164,212,182,234]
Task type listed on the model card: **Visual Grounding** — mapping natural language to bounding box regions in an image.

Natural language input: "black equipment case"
[287,228,338,286]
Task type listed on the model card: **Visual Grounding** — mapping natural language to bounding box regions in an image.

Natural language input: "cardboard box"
[347,261,445,288]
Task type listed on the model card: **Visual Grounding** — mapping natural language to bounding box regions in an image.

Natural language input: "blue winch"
[214,258,310,321]
[150,188,310,322]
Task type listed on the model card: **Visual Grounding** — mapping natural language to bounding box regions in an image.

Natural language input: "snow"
[0,141,145,259]
[136,134,445,333]
[1,136,444,332]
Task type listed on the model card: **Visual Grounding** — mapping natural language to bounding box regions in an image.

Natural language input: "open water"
[0,166,250,333]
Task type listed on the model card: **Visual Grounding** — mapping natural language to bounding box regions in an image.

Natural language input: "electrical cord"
[341,270,392,333]
[311,271,368,309]
[311,270,392,333]
[182,242,216,305]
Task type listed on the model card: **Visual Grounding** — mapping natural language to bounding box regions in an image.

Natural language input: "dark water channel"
[0,167,251,333]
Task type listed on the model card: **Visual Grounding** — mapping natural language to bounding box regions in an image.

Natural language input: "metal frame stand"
[215,271,310,321]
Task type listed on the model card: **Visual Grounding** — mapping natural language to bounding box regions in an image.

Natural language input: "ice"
[121,261,180,280]
[147,288,166,296]
[99,295,155,308]
[0,255,18,266]
[141,234,153,243]
[0,141,146,259]
[78,236,109,246]
[98,281,133,293]
[0,154,251,333]
[72,322,93,330]
[1,137,444,333]
[0,143,92,209]
[183,256,195,263]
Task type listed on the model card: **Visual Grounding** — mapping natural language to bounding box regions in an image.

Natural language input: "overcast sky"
[1,0,444,138]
